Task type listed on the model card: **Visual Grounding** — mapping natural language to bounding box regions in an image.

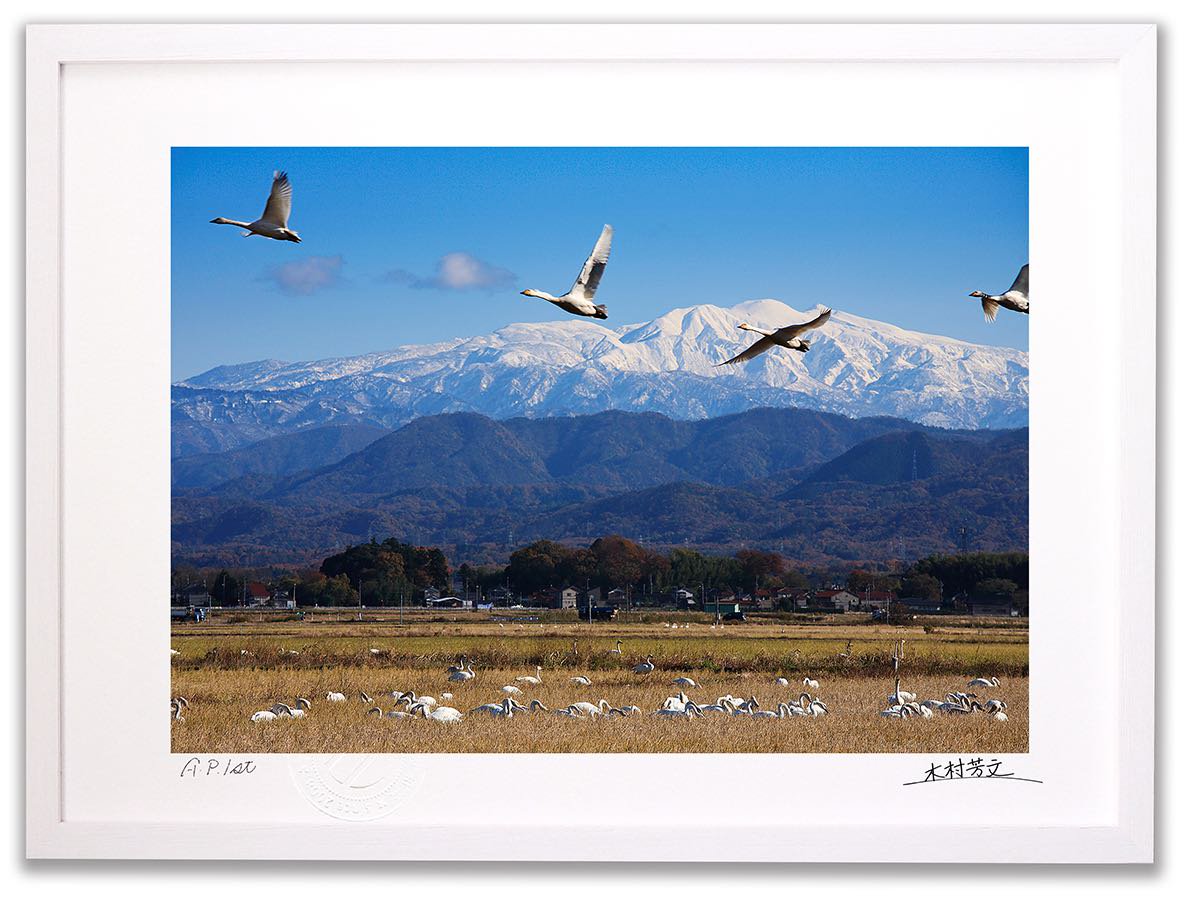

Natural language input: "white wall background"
[3,0,1194,895]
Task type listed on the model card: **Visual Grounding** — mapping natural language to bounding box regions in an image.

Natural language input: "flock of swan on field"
[878,641,1008,722]
[211,171,1030,370]
[168,641,1009,727]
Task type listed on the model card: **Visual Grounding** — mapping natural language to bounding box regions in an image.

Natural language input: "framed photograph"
[26,23,1155,861]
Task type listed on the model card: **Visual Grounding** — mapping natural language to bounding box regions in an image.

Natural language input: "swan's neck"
[524,289,557,302]
[740,325,772,337]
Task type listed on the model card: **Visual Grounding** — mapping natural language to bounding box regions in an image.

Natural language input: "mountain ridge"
[172,300,1028,456]
[172,407,1027,568]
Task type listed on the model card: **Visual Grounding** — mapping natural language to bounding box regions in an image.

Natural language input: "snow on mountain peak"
[174,300,1028,446]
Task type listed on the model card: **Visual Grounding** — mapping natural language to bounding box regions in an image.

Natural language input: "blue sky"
[171,147,1028,381]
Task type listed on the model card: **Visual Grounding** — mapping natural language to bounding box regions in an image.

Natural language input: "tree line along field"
[170,610,1028,754]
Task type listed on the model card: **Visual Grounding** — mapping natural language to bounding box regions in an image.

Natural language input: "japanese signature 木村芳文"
[904,757,1042,786]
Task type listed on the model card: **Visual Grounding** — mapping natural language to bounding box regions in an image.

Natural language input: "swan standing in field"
[520,224,613,320]
[170,699,185,721]
[609,640,624,655]
[275,699,307,718]
[359,691,374,704]
[969,264,1029,321]
[716,307,832,366]
[568,700,612,718]
[632,655,655,675]
[251,703,294,722]
[500,685,523,695]
[837,640,853,659]
[673,676,701,689]
[447,656,468,675]
[413,703,463,723]
[170,648,180,656]
[967,676,1001,689]
[448,664,476,683]
[471,697,522,718]
[752,703,792,719]
[803,677,820,690]
[654,701,704,719]
[661,691,689,712]
[210,171,302,243]
[326,691,347,703]
[569,675,593,686]
[775,677,789,686]
[514,666,543,685]
[984,699,1008,714]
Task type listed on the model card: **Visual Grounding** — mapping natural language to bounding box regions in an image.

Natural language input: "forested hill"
[172,407,1027,568]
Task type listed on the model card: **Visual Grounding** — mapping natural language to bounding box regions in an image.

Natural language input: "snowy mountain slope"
[173,300,1028,454]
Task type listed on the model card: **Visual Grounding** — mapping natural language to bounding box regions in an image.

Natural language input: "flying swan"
[520,225,613,319]
[969,264,1029,321]
[717,307,833,366]
[210,171,302,243]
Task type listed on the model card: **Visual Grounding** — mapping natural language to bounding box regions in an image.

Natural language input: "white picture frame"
[25,23,1155,862]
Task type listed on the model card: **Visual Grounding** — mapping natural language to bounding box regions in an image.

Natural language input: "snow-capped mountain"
[172,300,1028,455]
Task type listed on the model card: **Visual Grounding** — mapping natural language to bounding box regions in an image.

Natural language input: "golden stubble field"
[171,614,1028,754]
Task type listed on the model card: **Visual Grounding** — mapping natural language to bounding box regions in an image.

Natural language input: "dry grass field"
[171,611,1028,754]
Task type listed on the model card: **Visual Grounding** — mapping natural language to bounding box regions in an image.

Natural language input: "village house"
[271,585,297,609]
[814,589,858,611]
[557,586,579,610]
[899,595,943,613]
[969,596,1016,617]
[245,581,271,607]
[180,583,211,608]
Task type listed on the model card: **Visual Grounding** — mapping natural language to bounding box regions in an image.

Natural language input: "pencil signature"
[179,756,257,777]
[904,757,1042,786]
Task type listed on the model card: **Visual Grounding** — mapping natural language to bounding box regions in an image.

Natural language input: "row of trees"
[490,536,790,597]
[172,539,452,608]
[173,538,1029,611]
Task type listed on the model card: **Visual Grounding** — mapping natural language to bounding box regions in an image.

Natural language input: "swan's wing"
[981,296,1000,322]
[572,224,613,300]
[717,335,774,366]
[1008,263,1029,297]
[770,307,833,340]
[260,171,293,227]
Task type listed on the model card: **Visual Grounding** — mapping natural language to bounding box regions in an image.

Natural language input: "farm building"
[854,589,898,611]
[245,582,271,607]
[426,595,472,609]
[673,588,695,609]
[557,586,579,610]
[900,595,943,613]
[702,600,742,616]
[814,590,858,611]
[487,585,513,605]
[179,583,211,608]
[970,597,1017,617]
[773,589,804,609]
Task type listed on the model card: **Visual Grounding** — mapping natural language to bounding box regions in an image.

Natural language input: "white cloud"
[384,252,517,292]
[266,255,345,295]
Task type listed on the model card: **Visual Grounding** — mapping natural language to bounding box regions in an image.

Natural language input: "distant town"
[172,535,1028,622]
